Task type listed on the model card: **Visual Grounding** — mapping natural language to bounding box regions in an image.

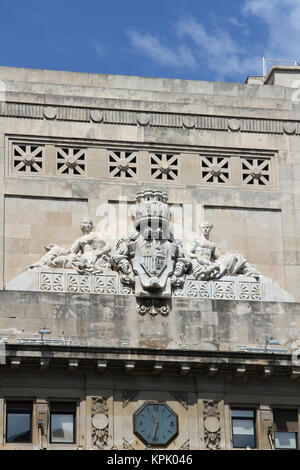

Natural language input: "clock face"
[134,402,178,446]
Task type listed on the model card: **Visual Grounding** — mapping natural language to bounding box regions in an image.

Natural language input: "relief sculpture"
[29,216,111,274]
[112,190,191,314]
[187,222,260,281]
[12,189,268,310]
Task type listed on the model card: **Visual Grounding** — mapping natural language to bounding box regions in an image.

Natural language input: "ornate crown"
[131,189,170,229]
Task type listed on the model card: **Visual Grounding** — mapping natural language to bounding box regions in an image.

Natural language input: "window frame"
[231,407,257,449]
[49,401,77,445]
[272,407,299,450]
[5,399,33,444]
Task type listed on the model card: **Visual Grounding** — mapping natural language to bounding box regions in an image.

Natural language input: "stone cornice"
[2,344,297,378]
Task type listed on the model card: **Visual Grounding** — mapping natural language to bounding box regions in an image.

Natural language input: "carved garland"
[203,400,221,450]
[91,396,109,450]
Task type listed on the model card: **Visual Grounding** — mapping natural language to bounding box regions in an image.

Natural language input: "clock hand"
[151,421,159,440]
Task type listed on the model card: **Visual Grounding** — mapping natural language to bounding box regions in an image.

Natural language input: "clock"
[133,402,178,446]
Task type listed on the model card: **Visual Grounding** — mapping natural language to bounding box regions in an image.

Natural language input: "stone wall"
[0,290,299,352]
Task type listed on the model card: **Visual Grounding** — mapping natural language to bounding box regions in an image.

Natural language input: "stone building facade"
[0,65,300,449]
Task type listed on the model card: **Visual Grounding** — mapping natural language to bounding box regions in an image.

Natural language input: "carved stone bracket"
[169,391,188,410]
[203,400,221,450]
[136,298,170,316]
[91,396,109,450]
[121,390,139,408]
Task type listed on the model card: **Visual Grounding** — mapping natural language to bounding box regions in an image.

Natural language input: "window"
[6,401,32,443]
[273,409,298,450]
[50,402,76,444]
[56,147,86,176]
[108,150,137,178]
[12,144,44,174]
[231,409,256,448]
[150,153,178,180]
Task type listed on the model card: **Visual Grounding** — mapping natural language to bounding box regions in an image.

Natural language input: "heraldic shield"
[132,239,177,297]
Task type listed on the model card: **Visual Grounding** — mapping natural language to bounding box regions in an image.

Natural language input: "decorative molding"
[283,121,296,134]
[228,119,240,131]
[182,116,195,129]
[108,150,137,178]
[56,147,86,176]
[203,400,221,450]
[16,268,266,301]
[150,153,178,180]
[1,102,300,136]
[137,113,151,126]
[12,143,44,175]
[241,157,271,186]
[90,109,104,123]
[91,396,109,450]
[43,106,57,120]
[7,136,276,191]
[200,155,230,184]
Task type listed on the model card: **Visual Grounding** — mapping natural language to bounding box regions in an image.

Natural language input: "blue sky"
[1,0,300,83]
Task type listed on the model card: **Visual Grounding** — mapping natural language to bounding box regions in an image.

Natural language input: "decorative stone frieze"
[2,102,300,137]
[22,269,264,300]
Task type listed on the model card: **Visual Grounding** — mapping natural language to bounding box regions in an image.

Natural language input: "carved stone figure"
[112,189,191,301]
[29,243,72,269]
[70,217,111,273]
[187,222,260,281]
[29,217,111,274]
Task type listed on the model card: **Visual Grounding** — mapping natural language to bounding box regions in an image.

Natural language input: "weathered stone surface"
[0,290,298,351]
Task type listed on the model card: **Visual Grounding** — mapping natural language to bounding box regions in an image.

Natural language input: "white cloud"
[127,30,196,69]
[176,17,258,80]
[126,0,300,81]
[94,41,105,58]
[227,16,249,33]
[243,0,300,60]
